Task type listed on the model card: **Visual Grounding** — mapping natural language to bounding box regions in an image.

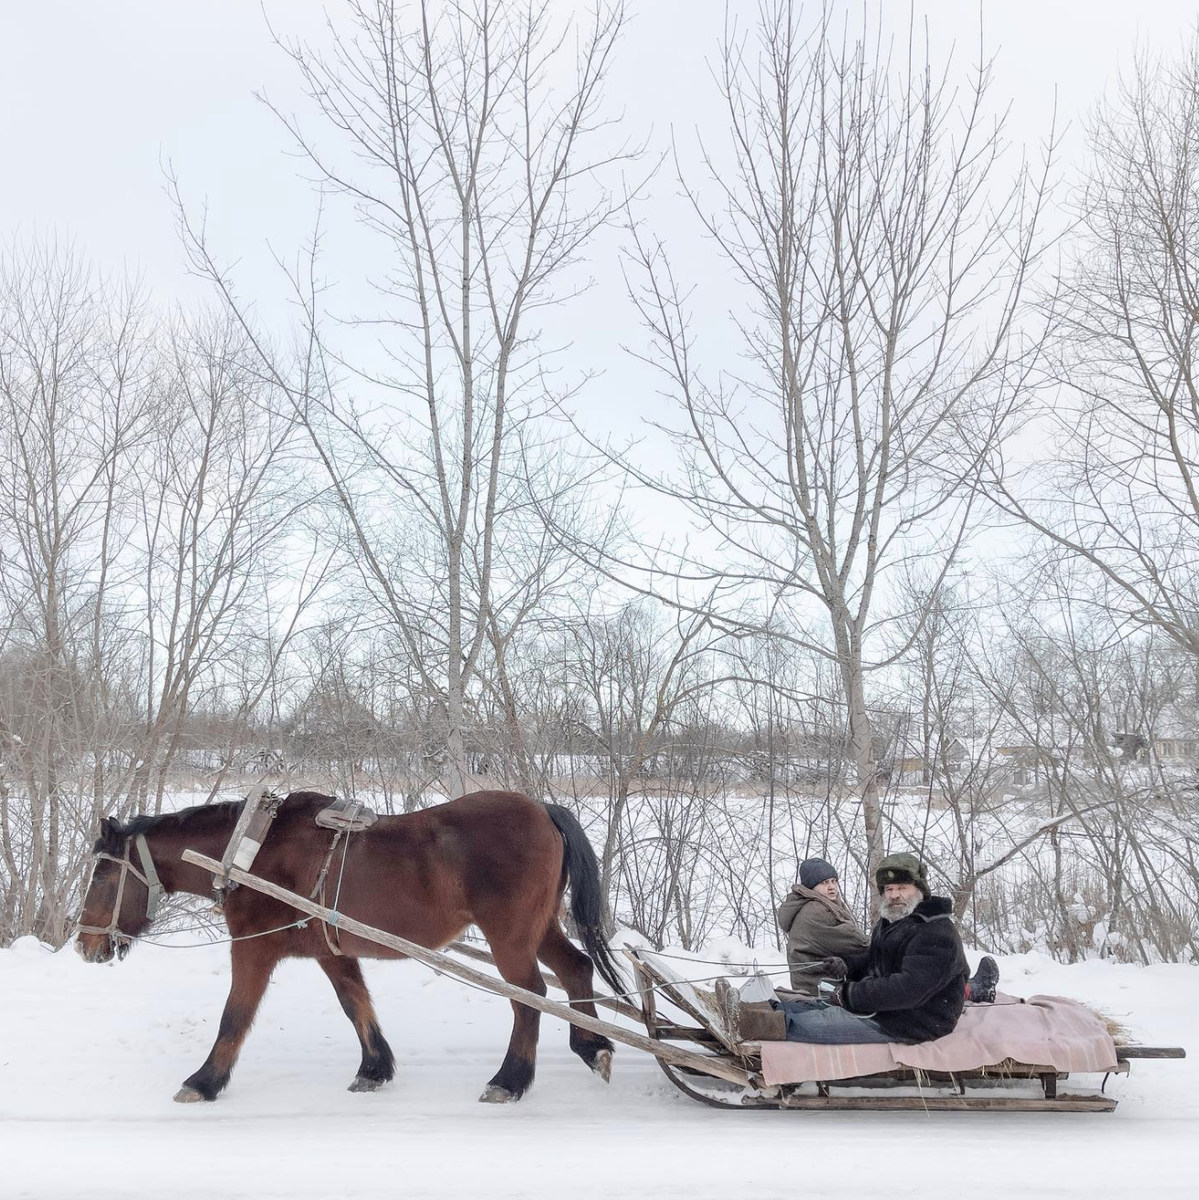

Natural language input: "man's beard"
[880,894,921,923]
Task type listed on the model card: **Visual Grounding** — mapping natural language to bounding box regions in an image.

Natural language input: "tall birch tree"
[618,2,1052,875]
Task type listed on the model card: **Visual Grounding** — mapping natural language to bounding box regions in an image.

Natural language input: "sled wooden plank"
[1116,1046,1186,1058]
[181,848,752,1088]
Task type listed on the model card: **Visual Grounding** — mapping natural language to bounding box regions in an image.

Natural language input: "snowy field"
[2,935,1196,1200]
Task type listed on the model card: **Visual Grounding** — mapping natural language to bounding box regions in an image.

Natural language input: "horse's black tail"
[545,803,625,997]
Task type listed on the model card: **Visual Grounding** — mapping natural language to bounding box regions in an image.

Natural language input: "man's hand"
[820,956,848,979]
[817,979,845,1006]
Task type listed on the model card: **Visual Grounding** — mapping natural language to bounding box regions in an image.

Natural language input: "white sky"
[2,1,1197,457]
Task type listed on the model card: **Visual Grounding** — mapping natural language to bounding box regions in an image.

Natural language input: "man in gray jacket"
[776,858,869,996]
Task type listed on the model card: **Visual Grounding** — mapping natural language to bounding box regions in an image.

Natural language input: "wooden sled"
[625,948,1186,1112]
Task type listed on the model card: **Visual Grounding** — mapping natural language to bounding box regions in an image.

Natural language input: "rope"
[637,948,798,970]
[139,914,748,1007]
[317,808,361,954]
[138,917,312,949]
[139,812,359,954]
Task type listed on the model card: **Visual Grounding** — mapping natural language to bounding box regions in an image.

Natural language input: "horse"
[74,790,624,1104]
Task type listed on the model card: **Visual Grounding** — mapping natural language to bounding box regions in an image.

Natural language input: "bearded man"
[718,852,975,1045]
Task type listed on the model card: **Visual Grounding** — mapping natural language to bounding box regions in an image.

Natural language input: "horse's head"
[75,817,163,963]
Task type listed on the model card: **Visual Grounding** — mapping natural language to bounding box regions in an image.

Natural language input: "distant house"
[1143,710,1199,763]
[1111,731,1149,762]
[994,743,1062,785]
[1153,736,1199,763]
[886,738,970,784]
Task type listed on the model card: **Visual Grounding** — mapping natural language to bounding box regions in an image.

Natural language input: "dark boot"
[965,955,999,1004]
[715,978,787,1042]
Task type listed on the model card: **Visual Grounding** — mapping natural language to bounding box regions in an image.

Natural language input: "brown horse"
[75,790,623,1104]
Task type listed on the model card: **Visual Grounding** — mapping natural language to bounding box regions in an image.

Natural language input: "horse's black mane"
[94,800,242,854]
[93,792,337,854]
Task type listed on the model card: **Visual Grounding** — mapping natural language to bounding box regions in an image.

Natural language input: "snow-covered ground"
[2,935,1195,1200]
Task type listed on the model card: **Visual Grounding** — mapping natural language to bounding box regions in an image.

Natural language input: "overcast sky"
[2,1,1198,447]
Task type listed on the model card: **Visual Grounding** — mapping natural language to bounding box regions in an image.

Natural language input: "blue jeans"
[774,999,893,1044]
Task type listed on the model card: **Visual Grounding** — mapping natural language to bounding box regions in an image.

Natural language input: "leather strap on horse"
[77,834,164,937]
[308,800,368,956]
[135,834,165,920]
[311,828,347,956]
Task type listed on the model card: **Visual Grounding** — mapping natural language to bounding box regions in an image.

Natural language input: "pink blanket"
[759,993,1119,1086]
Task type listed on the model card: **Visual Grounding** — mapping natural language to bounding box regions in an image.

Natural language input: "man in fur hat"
[720,851,997,1045]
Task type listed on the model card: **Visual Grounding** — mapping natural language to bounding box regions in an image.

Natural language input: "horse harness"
[77,833,165,941]
[213,793,376,956]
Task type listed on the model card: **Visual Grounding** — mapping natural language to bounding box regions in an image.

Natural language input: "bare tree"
[613,2,1053,877]
[0,243,314,946]
[565,599,714,901]
[176,0,630,796]
[122,312,309,815]
[0,242,154,943]
[992,37,1199,664]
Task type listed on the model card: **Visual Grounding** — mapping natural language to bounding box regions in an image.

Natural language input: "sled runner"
[624,948,1187,1112]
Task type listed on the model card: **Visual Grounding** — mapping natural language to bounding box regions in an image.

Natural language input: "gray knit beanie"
[799,858,837,890]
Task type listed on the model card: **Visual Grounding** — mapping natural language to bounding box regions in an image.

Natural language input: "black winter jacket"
[840,896,969,1043]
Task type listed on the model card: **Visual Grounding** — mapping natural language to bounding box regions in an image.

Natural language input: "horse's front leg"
[174,941,279,1103]
[317,955,396,1092]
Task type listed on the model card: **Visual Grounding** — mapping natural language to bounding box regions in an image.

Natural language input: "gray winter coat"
[776,884,870,995]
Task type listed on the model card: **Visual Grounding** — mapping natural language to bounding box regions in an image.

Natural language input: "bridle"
[76,833,165,941]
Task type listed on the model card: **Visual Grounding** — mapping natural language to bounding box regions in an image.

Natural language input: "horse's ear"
[99,817,112,836]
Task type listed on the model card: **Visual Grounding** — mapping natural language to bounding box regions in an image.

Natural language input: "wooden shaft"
[447,939,645,1023]
[1115,1046,1187,1059]
[181,849,752,1088]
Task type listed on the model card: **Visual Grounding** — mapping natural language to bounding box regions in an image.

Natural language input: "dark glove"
[820,956,848,979]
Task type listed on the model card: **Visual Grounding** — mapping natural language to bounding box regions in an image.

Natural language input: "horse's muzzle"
[74,932,119,964]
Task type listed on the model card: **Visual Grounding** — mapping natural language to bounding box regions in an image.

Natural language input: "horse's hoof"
[348,1076,385,1093]
[478,1084,518,1104]
[591,1049,613,1083]
[173,1086,207,1104]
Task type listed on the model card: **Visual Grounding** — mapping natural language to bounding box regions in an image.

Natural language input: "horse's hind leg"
[537,922,615,1081]
[477,937,547,1104]
[317,955,396,1092]
[175,941,278,1102]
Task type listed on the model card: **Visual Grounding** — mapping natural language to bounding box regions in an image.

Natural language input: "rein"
[77,834,165,939]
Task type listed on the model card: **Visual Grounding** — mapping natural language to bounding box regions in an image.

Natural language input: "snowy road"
[2,937,1195,1199]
